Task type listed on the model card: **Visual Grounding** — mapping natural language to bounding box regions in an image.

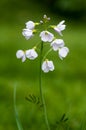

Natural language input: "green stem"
[43,48,53,61]
[14,84,23,130]
[39,41,50,130]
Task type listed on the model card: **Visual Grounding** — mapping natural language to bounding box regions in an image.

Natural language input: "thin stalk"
[39,41,50,130]
[43,48,52,61]
[14,85,23,130]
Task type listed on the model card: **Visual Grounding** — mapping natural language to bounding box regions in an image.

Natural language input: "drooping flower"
[25,21,35,30]
[26,49,38,60]
[22,29,33,40]
[16,50,26,62]
[51,39,64,51]
[54,20,66,36]
[42,60,54,73]
[40,31,54,42]
[58,47,69,60]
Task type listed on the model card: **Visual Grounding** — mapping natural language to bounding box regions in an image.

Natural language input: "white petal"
[58,20,65,25]
[26,49,38,60]
[51,43,59,51]
[40,31,54,42]
[22,55,26,62]
[48,61,54,71]
[51,39,64,51]
[22,29,33,40]
[16,50,24,58]
[48,33,54,42]
[58,25,66,31]
[40,32,48,42]
[16,50,26,62]
[42,61,49,73]
[59,47,69,59]
[57,20,66,31]
[26,21,35,30]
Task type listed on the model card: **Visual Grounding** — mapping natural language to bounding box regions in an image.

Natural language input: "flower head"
[51,39,64,51]
[17,15,69,72]
[25,21,35,30]
[40,31,54,42]
[54,20,66,36]
[16,50,26,62]
[42,60,54,73]
[22,29,33,40]
[58,47,69,60]
[26,49,38,60]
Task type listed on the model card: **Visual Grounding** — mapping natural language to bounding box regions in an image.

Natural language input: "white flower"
[26,49,38,60]
[54,20,66,36]
[25,21,35,30]
[51,39,64,51]
[40,31,54,42]
[42,60,54,73]
[22,29,33,40]
[58,47,69,60]
[16,50,26,62]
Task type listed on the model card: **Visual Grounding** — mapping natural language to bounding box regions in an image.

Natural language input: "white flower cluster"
[16,15,69,73]
[22,21,36,40]
[16,48,38,62]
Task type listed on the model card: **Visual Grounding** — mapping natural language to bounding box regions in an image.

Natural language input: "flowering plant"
[16,14,69,130]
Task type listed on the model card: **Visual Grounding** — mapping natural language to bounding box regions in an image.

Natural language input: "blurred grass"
[0,0,86,130]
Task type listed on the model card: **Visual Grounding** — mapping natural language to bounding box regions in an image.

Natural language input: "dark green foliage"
[51,114,69,130]
[25,94,43,108]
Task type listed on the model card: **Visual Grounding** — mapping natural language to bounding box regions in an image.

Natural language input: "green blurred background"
[0,0,86,130]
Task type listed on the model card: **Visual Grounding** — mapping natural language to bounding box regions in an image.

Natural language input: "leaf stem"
[39,41,50,130]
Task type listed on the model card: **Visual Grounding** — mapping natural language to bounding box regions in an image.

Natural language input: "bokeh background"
[0,0,86,130]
